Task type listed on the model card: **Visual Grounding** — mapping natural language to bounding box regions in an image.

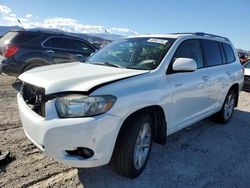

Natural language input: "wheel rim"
[224,93,235,120]
[134,122,151,170]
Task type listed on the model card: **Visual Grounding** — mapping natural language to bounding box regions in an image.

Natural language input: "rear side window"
[11,33,39,44]
[43,37,72,50]
[71,39,94,53]
[174,40,204,69]
[203,40,223,67]
[222,43,235,63]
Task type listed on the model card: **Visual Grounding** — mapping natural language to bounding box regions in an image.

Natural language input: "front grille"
[21,82,45,117]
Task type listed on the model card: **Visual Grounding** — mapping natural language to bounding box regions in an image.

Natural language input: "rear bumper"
[17,93,123,168]
[0,58,23,76]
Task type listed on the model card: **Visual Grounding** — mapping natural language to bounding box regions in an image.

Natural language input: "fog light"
[66,147,94,159]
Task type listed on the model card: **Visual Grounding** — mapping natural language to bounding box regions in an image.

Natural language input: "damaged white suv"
[17,33,244,178]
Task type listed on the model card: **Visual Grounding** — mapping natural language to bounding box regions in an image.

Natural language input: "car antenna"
[17,18,25,30]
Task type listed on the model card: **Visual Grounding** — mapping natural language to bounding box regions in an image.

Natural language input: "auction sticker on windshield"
[147,38,168,44]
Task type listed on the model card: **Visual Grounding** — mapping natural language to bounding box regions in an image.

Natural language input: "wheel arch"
[116,105,167,146]
[229,83,239,107]
[22,58,49,72]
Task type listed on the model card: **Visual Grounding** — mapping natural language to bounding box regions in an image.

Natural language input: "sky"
[0,0,249,50]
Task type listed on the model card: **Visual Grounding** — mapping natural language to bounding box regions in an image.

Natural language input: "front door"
[166,39,210,133]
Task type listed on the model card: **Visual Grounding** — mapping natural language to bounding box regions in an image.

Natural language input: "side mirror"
[172,58,197,72]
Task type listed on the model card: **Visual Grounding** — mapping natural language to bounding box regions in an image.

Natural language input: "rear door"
[202,40,233,110]
[167,39,210,131]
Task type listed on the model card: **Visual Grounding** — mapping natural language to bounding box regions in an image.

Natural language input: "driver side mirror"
[172,58,197,72]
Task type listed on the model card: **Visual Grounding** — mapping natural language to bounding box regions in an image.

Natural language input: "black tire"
[213,90,236,124]
[111,113,153,178]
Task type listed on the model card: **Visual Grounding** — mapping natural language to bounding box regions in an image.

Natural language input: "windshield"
[243,61,250,68]
[87,37,175,70]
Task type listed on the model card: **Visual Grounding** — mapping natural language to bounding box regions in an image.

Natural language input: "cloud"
[0,5,11,14]
[26,14,32,18]
[0,4,138,36]
[9,13,16,17]
[109,27,138,35]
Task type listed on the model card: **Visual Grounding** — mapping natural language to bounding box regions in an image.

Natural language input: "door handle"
[46,50,55,53]
[202,75,209,81]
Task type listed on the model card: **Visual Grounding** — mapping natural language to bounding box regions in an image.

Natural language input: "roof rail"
[171,32,230,42]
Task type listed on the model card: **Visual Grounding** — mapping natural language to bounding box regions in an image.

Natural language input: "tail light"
[4,45,19,58]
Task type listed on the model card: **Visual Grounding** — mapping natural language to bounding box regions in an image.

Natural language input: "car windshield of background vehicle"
[244,61,250,68]
[87,37,175,70]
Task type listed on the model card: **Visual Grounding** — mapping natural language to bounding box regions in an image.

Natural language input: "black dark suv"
[0,30,98,76]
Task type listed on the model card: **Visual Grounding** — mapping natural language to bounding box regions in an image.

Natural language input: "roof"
[127,32,230,42]
[10,28,80,38]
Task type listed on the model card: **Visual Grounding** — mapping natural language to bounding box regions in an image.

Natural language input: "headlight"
[55,94,116,118]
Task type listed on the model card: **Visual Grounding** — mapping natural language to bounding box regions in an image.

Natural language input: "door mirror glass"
[172,58,197,72]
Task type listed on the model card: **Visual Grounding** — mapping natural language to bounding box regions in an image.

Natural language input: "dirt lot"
[0,74,250,188]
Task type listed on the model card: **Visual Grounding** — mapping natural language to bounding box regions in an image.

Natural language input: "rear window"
[222,43,235,63]
[0,31,18,46]
[203,40,223,67]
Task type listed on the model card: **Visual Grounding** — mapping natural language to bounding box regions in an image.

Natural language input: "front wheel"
[214,90,236,123]
[111,113,153,178]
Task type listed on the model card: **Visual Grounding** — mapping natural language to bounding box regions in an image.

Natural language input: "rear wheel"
[111,113,153,178]
[213,90,236,123]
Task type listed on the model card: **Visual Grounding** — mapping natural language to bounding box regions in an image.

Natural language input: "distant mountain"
[0,25,22,36]
[90,33,124,41]
[27,28,113,47]
[237,49,250,54]
[0,26,124,47]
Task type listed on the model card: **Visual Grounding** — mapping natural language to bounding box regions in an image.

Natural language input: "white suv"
[17,33,244,178]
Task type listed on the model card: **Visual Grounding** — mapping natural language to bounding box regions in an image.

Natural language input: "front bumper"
[17,93,123,168]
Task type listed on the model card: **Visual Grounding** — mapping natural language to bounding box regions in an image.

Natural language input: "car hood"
[244,68,250,76]
[18,62,149,95]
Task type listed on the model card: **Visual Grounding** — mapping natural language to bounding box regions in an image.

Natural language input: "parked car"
[243,60,250,91]
[239,54,248,65]
[0,30,98,76]
[17,33,244,178]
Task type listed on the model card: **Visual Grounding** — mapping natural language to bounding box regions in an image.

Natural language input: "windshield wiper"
[104,62,123,68]
[92,62,123,68]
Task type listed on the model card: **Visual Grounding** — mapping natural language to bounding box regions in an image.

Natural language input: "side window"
[222,43,236,63]
[43,37,72,50]
[174,40,204,69]
[71,39,94,53]
[203,40,223,66]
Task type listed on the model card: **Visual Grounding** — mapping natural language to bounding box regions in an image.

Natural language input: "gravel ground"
[0,74,250,188]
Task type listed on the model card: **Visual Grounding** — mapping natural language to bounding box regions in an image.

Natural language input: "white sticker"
[147,38,168,44]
